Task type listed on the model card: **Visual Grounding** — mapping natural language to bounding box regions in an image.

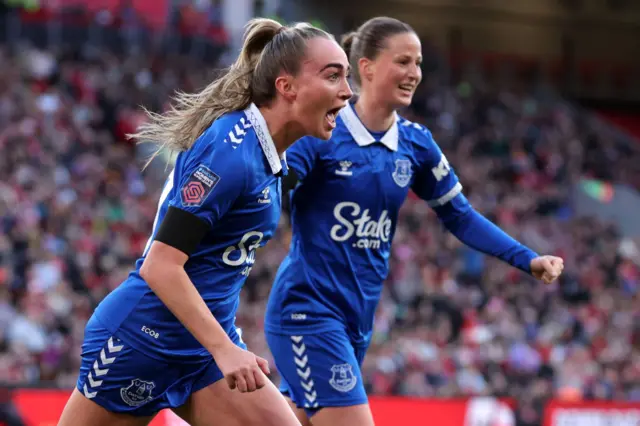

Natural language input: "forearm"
[435,196,538,274]
[141,262,232,354]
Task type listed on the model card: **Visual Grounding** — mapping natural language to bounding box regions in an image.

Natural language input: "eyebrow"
[396,54,423,59]
[319,63,350,73]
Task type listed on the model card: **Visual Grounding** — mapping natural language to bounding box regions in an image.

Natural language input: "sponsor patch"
[181,165,220,207]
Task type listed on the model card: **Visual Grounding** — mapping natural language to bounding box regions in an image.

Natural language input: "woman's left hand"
[530,255,564,284]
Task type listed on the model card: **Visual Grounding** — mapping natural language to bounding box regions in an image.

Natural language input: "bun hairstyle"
[132,18,331,166]
[341,17,415,89]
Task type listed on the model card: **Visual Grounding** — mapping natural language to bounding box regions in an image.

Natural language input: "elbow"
[140,256,184,291]
[434,193,473,230]
[139,260,152,284]
[140,258,161,287]
[140,240,190,287]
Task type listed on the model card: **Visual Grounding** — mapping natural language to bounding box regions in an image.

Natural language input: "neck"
[258,103,300,155]
[354,91,396,132]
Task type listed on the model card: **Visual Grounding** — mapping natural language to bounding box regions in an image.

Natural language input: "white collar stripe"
[245,103,286,175]
[338,103,398,151]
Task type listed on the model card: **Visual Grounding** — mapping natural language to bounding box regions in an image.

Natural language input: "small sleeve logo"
[181,165,220,207]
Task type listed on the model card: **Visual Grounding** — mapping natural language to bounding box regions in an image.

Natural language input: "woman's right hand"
[212,342,271,392]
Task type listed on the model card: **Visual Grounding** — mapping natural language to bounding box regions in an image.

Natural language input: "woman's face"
[362,32,422,110]
[289,37,353,140]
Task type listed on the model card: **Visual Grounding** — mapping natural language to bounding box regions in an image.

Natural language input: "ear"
[358,57,374,84]
[274,74,297,102]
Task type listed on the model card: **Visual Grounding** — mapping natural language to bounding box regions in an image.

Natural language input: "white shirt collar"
[245,103,287,176]
[338,102,398,151]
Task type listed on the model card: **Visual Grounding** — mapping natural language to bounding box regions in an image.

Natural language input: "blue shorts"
[76,315,246,416]
[265,329,369,417]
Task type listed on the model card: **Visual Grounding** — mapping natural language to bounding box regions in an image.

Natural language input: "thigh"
[57,388,154,426]
[311,404,375,426]
[173,377,301,426]
[265,330,368,418]
[284,396,313,426]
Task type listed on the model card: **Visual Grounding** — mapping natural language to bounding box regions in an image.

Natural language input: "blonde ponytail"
[131,18,284,165]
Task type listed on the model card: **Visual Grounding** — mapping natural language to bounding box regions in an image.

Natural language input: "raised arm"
[410,125,564,283]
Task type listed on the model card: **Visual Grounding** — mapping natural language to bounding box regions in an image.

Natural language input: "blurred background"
[1,0,639,425]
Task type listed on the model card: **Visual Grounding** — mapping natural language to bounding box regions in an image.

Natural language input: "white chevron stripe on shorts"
[290,336,319,409]
[83,337,124,399]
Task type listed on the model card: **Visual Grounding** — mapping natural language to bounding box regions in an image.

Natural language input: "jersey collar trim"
[339,103,398,151]
[245,103,288,176]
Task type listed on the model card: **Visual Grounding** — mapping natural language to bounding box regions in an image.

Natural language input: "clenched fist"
[530,255,564,284]
[212,342,271,393]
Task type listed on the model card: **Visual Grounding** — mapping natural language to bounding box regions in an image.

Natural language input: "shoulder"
[181,111,254,180]
[397,115,438,151]
[199,110,255,153]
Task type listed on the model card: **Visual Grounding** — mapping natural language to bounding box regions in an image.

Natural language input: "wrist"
[207,334,235,358]
[525,251,539,274]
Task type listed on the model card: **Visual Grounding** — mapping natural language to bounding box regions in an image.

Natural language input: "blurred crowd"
[1,39,639,426]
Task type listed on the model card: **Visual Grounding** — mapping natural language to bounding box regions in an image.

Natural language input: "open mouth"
[398,84,414,95]
[325,106,341,129]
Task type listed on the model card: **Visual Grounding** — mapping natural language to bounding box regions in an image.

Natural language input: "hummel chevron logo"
[87,372,102,388]
[108,337,124,353]
[292,342,306,357]
[84,336,124,399]
[304,390,317,403]
[225,117,252,148]
[234,124,247,137]
[83,384,97,399]
[229,132,242,144]
[301,379,314,392]
[294,355,308,369]
[100,348,116,365]
[290,335,319,408]
[93,360,108,376]
[297,366,311,380]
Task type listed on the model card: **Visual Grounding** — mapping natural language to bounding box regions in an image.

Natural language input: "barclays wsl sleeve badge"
[181,165,220,207]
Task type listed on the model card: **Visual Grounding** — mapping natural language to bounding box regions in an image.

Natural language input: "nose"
[408,64,421,83]
[339,80,354,101]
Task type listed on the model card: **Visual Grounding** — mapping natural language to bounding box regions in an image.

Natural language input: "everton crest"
[392,159,412,187]
[120,378,155,407]
[329,363,357,393]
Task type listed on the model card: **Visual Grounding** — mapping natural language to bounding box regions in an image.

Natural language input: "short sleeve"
[286,136,321,182]
[410,124,462,207]
[168,143,247,228]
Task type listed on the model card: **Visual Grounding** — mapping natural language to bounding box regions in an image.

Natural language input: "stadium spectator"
[0,39,639,426]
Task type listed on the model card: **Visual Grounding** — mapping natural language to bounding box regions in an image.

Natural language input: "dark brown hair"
[341,17,415,89]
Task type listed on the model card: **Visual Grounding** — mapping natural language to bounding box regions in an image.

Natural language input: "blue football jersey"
[95,103,287,361]
[265,102,461,343]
